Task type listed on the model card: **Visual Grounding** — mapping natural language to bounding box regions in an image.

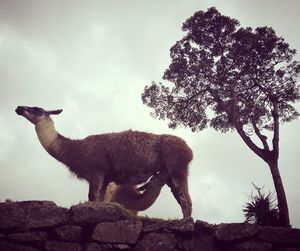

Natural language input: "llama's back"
[84,130,192,184]
[159,134,193,177]
[101,131,163,184]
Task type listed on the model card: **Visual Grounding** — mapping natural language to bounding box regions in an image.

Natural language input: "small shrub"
[243,183,280,226]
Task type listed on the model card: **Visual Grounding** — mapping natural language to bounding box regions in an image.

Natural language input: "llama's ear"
[46,109,63,115]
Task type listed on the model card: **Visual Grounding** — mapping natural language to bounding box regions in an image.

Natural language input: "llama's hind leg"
[167,174,192,218]
[161,151,192,217]
[160,136,193,217]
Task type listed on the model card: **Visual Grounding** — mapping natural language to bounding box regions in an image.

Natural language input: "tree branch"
[272,100,280,159]
[252,121,270,151]
[206,85,228,113]
[207,84,267,161]
[228,84,267,160]
[185,86,209,103]
[235,125,267,160]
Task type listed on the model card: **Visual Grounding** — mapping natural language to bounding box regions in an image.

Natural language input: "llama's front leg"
[98,177,110,201]
[88,175,105,201]
[88,182,100,201]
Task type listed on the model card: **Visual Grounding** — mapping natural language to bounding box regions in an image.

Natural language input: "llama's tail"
[104,171,168,211]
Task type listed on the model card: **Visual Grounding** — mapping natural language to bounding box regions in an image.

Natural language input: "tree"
[142,7,300,227]
[243,183,280,226]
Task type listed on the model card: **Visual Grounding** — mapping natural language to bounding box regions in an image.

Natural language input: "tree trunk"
[268,159,290,227]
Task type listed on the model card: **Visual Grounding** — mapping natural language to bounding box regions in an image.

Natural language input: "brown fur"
[16,106,193,217]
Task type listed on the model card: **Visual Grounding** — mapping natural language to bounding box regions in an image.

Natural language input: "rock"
[215,223,259,241]
[8,231,48,242]
[92,220,142,244]
[85,242,131,251]
[194,220,215,234]
[169,217,195,232]
[113,244,132,250]
[182,235,218,251]
[2,200,300,251]
[142,219,170,233]
[0,201,68,230]
[142,217,194,233]
[54,225,82,241]
[44,240,82,251]
[275,248,300,251]
[228,239,272,251]
[259,226,300,246]
[71,202,130,225]
[84,242,103,251]
[0,240,40,251]
[134,232,177,251]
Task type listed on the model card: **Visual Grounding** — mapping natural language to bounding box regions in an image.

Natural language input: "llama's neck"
[34,118,77,169]
[35,118,59,151]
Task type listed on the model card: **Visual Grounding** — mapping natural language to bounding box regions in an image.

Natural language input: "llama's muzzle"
[15,106,25,115]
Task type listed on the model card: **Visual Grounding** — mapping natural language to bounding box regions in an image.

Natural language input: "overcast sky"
[0,0,299,227]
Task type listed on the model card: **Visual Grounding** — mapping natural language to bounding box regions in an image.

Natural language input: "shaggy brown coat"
[16,106,193,217]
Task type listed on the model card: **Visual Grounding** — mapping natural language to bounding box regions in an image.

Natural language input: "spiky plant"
[243,183,280,226]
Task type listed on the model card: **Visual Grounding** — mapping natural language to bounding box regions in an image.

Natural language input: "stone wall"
[0,201,300,251]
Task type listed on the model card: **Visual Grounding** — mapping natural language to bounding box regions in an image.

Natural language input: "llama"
[15,106,193,217]
[104,171,168,214]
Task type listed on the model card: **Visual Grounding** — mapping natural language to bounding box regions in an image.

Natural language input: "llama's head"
[15,106,63,125]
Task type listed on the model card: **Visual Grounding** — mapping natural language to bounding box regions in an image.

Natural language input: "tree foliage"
[142,7,300,135]
[142,7,300,227]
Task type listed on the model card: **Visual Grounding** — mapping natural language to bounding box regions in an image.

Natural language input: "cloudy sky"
[0,0,299,227]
